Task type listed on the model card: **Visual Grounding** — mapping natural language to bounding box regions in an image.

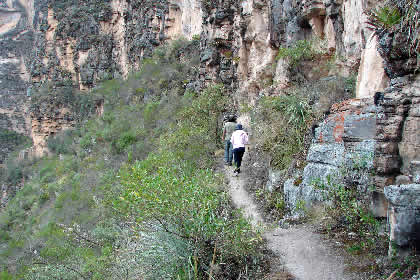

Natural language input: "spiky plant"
[366,5,402,30]
[367,0,419,54]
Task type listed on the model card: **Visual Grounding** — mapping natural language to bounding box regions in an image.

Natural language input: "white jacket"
[230,130,249,149]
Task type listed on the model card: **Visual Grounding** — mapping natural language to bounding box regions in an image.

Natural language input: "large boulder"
[384,184,420,254]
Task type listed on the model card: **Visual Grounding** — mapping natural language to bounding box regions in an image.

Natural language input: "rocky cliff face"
[1,0,204,156]
[0,0,32,136]
[0,0,391,152]
[0,0,34,161]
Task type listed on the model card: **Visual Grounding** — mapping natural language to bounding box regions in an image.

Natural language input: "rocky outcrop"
[375,75,420,185]
[198,0,381,103]
[0,0,34,161]
[398,76,420,174]
[378,31,419,79]
[356,34,389,99]
[384,184,420,255]
[1,0,205,155]
[286,71,420,213]
[284,98,379,215]
[28,86,100,156]
[375,75,420,254]
[0,1,32,136]
[29,0,204,90]
[30,105,75,156]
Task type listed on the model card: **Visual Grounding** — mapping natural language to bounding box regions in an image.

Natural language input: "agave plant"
[366,5,402,30]
[367,0,419,54]
[272,95,311,128]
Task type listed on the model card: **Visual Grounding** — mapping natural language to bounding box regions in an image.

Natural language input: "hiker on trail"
[230,124,248,176]
[222,114,237,166]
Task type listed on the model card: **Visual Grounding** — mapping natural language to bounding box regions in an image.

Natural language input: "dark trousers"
[224,140,233,164]
[233,147,245,172]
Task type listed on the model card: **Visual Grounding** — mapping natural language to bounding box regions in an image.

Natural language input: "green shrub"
[39,191,50,205]
[39,160,57,184]
[268,95,311,127]
[0,229,10,241]
[143,100,160,125]
[255,188,286,217]
[0,270,13,280]
[3,161,23,185]
[159,87,227,169]
[79,134,93,150]
[313,174,379,238]
[117,151,262,278]
[253,93,312,169]
[276,40,315,66]
[0,129,31,148]
[47,130,78,155]
[116,131,137,152]
[344,73,357,97]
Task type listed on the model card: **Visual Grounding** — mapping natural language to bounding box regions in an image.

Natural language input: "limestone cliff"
[0,0,394,154]
[0,0,32,136]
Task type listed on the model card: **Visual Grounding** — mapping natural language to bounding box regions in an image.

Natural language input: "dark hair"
[228,114,237,122]
[235,124,243,130]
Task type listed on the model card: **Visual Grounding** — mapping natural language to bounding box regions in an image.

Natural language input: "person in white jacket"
[230,124,249,176]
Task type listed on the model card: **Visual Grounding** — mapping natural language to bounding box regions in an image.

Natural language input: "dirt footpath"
[224,159,358,280]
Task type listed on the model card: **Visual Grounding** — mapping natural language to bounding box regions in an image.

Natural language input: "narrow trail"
[223,152,357,280]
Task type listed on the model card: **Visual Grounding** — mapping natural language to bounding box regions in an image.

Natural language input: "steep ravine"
[224,149,358,280]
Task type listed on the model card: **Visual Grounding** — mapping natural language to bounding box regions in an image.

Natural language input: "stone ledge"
[384,184,420,207]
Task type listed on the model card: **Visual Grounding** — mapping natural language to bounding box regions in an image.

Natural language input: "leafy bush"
[314,175,377,233]
[0,270,13,279]
[344,73,357,96]
[3,161,24,185]
[116,131,137,152]
[0,129,32,164]
[0,129,31,148]
[0,154,37,186]
[255,188,286,218]
[118,152,261,278]
[47,129,79,155]
[163,85,227,167]
[276,40,317,66]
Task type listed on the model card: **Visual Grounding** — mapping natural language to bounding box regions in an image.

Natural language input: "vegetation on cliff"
[367,0,419,54]
[0,39,265,279]
[367,0,419,77]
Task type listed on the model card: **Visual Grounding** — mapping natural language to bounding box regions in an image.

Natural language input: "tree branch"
[154,216,191,240]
